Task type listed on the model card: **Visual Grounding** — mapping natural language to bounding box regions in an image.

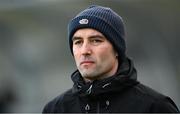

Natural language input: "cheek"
[97,44,117,65]
[73,46,79,56]
[72,46,77,55]
[96,47,115,61]
[73,48,80,62]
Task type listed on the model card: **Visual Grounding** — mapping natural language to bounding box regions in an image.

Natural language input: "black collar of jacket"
[71,57,139,98]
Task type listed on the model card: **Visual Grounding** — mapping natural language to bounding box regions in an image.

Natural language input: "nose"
[81,42,92,55]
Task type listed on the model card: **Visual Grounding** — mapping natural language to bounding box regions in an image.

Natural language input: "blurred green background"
[0,0,179,112]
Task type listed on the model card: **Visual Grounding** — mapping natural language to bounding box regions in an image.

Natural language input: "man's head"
[68,5,126,81]
[72,28,118,82]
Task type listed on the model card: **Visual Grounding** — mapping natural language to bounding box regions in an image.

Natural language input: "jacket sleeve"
[150,97,179,113]
[42,100,56,113]
[42,103,49,113]
[42,95,64,113]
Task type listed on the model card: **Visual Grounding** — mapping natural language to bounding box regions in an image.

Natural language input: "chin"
[81,72,95,77]
[80,69,99,77]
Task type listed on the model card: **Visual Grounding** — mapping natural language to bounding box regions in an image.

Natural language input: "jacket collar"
[71,57,139,97]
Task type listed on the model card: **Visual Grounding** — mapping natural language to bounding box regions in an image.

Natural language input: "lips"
[80,61,94,65]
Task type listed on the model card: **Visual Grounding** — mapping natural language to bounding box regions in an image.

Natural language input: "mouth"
[80,61,95,65]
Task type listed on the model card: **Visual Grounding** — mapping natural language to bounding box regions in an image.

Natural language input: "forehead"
[73,28,104,38]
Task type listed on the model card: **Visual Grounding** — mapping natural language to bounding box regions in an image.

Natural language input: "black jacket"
[43,58,179,113]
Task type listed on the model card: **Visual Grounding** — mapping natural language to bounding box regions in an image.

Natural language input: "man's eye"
[73,40,82,45]
[92,39,102,43]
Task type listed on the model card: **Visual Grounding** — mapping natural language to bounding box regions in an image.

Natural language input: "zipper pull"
[85,104,90,113]
[105,100,110,109]
[86,84,92,94]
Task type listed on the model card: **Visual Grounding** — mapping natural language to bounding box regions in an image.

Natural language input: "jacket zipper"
[97,101,100,113]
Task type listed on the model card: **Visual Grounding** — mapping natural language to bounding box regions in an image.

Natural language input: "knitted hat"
[68,5,126,62]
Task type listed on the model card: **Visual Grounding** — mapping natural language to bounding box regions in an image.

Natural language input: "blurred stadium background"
[0,0,179,112]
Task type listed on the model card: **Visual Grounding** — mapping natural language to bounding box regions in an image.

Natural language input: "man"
[43,5,179,113]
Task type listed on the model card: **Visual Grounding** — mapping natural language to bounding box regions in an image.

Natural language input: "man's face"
[72,28,118,82]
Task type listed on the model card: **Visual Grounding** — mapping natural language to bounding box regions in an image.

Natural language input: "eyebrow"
[72,34,105,41]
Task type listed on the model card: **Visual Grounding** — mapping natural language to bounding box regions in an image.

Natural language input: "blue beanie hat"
[68,5,126,62]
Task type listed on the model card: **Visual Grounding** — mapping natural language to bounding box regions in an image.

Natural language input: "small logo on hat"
[79,19,88,24]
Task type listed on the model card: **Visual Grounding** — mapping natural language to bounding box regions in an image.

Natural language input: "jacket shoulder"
[133,83,179,112]
[42,88,74,113]
[134,83,167,100]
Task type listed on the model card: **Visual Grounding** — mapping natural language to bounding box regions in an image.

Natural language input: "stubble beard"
[79,66,101,81]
